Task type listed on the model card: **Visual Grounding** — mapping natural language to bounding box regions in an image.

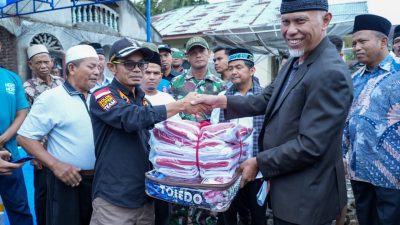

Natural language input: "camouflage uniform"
[169,69,224,225]
[170,69,225,122]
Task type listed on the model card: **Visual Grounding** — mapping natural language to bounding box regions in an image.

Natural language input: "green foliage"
[134,0,209,16]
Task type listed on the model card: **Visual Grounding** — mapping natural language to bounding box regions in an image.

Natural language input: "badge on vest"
[97,94,117,111]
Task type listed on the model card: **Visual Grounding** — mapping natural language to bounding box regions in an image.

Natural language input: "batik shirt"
[23,75,64,105]
[170,69,225,121]
[342,54,400,189]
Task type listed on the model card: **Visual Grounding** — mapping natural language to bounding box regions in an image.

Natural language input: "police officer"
[89,38,206,225]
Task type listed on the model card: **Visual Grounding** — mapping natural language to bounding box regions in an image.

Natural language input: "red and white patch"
[93,87,111,100]
[97,94,117,111]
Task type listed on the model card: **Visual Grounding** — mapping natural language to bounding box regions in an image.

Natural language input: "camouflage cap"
[185,37,209,52]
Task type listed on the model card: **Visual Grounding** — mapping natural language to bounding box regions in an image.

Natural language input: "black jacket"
[90,79,166,208]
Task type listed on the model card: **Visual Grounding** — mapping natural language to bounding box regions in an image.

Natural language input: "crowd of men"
[0,0,400,225]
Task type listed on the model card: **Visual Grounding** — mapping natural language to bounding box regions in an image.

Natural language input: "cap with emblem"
[109,38,153,61]
[65,45,99,64]
[228,48,254,63]
[185,37,209,52]
[158,44,171,53]
[27,44,49,60]
[280,0,328,15]
[88,43,104,55]
[352,14,391,37]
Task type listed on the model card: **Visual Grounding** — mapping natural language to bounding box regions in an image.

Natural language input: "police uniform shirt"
[90,79,167,208]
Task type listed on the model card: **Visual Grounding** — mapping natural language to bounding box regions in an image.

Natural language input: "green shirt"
[170,69,225,121]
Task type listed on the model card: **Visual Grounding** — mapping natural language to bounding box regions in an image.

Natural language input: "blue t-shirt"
[157,78,171,93]
[0,67,29,158]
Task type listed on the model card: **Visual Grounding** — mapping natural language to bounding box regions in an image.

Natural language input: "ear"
[322,12,332,31]
[67,63,76,76]
[250,66,256,76]
[28,60,33,70]
[107,62,117,75]
[381,36,388,49]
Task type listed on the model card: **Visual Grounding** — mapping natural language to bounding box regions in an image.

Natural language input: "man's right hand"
[191,94,227,109]
[51,160,82,187]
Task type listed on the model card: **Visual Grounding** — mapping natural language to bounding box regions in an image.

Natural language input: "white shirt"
[18,85,96,169]
[145,91,181,121]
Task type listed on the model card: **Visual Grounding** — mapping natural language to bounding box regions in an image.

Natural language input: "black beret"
[352,14,391,36]
[393,25,400,42]
[280,0,328,14]
[147,51,161,66]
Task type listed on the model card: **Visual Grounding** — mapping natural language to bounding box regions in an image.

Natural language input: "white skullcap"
[65,45,99,64]
[27,44,49,59]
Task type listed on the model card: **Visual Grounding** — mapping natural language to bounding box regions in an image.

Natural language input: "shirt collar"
[112,78,145,99]
[112,78,130,95]
[63,80,82,96]
[97,76,112,86]
[227,77,258,95]
[360,54,393,76]
[184,68,216,82]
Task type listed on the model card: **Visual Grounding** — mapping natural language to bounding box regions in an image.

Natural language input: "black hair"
[244,60,254,69]
[328,35,343,53]
[213,46,232,55]
[66,58,85,76]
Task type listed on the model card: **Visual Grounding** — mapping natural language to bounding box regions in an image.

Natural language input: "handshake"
[177,92,227,115]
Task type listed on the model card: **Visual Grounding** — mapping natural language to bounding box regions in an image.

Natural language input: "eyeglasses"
[112,60,148,71]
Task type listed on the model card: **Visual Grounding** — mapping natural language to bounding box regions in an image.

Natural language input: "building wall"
[0,1,163,81]
[0,26,18,73]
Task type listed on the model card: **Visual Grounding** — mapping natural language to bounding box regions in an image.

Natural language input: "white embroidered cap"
[27,44,49,59]
[65,45,99,64]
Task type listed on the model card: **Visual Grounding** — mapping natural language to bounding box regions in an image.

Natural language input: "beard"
[288,48,305,58]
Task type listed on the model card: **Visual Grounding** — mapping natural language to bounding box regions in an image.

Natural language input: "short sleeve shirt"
[0,67,29,158]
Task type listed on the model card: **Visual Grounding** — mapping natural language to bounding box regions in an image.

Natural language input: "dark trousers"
[46,171,93,225]
[273,217,331,225]
[154,198,170,225]
[351,180,400,225]
[222,179,267,225]
[0,168,34,225]
[34,167,47,225]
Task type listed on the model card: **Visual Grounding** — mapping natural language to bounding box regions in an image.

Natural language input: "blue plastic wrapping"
[145,170,241,212]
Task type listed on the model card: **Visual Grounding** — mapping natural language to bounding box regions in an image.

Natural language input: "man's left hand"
[240,157,258,188]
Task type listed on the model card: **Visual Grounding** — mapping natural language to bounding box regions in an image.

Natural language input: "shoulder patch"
[93,87,111,100]
[97,94,117,111]
[142,97,151,106]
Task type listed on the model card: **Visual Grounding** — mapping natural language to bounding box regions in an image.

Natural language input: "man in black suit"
[192,0,353,224]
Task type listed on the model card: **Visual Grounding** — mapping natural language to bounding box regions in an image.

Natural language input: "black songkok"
[280,0,328,14]
[352,14,391,36]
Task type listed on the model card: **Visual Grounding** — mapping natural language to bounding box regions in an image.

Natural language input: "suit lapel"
[263,58,294,118]
[270,64,308,117]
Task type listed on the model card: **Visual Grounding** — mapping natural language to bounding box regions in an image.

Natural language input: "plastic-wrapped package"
[145,170,241,212]
[149,120,253,179]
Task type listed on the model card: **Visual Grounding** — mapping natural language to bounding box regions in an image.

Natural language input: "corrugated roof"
[152,0,280,37]
[152,0,367,38]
